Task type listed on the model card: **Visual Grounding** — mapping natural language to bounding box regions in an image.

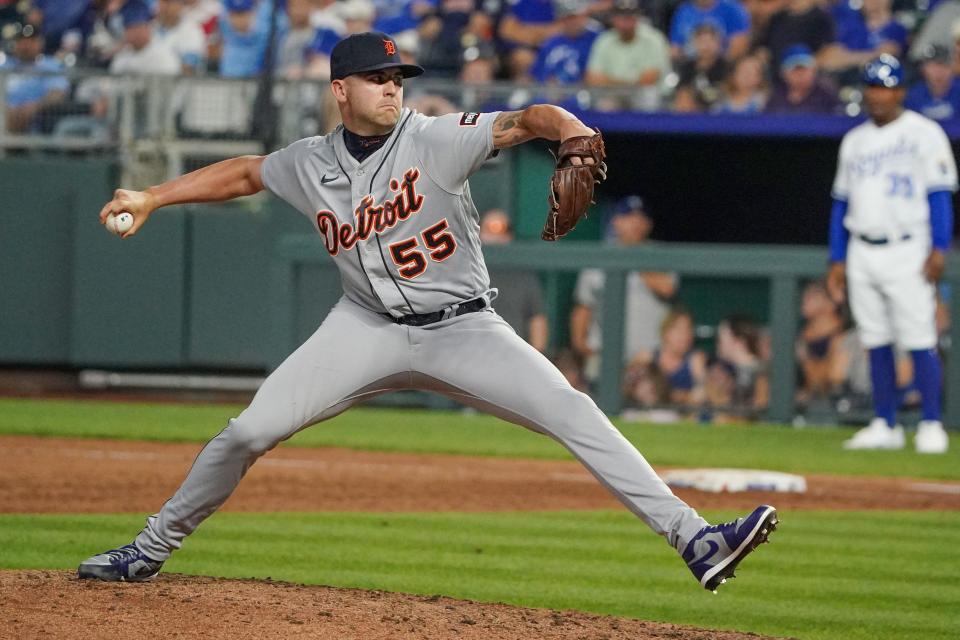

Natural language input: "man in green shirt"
[585,0,671,111]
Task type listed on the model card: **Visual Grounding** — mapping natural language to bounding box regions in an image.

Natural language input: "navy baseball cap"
[613,195,647,216]
[781,44,815,69]
[330,32,424,81]
[863,54,903,88]
[225,0,256,11]
[120,0,153,27]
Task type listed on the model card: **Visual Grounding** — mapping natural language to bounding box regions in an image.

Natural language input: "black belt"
[856,233,912,245]
[382,297,488,327]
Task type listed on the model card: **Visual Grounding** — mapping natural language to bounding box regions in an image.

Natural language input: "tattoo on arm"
[492,110,534,149]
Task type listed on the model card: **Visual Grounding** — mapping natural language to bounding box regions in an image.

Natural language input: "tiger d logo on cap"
[330,31,424,81]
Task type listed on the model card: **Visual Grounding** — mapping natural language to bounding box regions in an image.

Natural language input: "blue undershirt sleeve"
[928,190,954,251]
[829,198,849,262]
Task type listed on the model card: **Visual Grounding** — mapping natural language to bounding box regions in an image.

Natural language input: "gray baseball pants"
[136,296,707,560]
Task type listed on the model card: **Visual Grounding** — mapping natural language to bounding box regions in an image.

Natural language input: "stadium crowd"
[5,0,960,123]
[478,195,954,425]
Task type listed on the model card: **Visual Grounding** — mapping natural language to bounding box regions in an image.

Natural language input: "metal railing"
[0,68,673,181]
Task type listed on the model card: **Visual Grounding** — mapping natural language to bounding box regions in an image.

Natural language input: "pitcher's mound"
[2,570,786,640]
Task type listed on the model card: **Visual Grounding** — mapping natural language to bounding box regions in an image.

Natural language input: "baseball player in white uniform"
[77,32,777,591]
[828,55,955,454]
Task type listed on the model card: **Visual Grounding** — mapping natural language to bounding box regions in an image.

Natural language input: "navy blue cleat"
[682,505,778,592]
[77,543,164,582]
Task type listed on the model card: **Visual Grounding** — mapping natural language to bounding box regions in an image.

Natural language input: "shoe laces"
[104,545,144,564]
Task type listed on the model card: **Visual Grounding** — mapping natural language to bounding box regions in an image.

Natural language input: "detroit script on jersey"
[315,168,424,256]
[260,108,502,317]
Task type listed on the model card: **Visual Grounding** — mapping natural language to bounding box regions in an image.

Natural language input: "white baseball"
[106,212,135,236]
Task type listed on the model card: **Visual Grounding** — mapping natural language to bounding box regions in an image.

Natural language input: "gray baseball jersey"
[133,109,707,566]
[261,108,496,316]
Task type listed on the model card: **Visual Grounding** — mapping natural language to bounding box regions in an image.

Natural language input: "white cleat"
[915,420,949,454]
[843,418,905,450]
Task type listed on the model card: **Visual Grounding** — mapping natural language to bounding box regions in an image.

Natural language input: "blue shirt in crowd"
[669,0,750,54]
[832,3,908,53]
[33,0,93,45]
[308,27,342,57]
[372,0,438,35]
[507,0,555,24]
[1,56,70,108]
[531,26,601,84]
[906,78,960,121]
[220,0,284,77]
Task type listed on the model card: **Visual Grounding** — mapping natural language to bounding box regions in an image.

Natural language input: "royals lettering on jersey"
[832,110,958,238]
[260,108,502,317]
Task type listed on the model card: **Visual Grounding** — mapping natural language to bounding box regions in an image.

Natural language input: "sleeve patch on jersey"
[459,112,480,126]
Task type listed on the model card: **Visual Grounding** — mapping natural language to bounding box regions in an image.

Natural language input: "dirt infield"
[0,571,787,640]
[3,434,955,640]
[2,435,958,513]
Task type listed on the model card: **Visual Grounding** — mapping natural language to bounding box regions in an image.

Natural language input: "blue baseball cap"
[225,0,257,12]
[781,44,815,69]
[613,195,646,216]
[120,0,153,27]
[863,54,904,88]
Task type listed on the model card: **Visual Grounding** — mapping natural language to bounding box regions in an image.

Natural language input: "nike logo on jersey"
[315,167,425,256]
[321,174,338,184]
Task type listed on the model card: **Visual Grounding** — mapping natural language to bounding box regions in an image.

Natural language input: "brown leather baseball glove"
[542,130,607,241]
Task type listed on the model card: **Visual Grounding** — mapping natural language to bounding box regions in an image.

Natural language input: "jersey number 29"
[388,219,457,279]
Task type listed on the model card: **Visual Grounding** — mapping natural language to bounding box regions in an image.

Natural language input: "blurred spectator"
[218,0,273,78]
[740,0,784,37]
[306,0,376,80]
[498,0,561,78]
[905,43,960,121]
[418,0,499,77]
[584,0,670,111]
[553,348,590,393]
[713,53,767,113]
[372,0,436,36]
[715,313,769,412]
[480,209,549,352]
[458,42,506,109]
[795,280,844,404]
[277,0,315,78]
[910,0,960,62]
[703,357,738,418]
[1,21,69,133]
[183,0,222,31]
[668,0,751,61]
[26,0,95,56]
[751,0,835,75]
[673,22,729,112]
[529,0,601,84]
[819,0,907,76]
[570,195,676,383]
[763,44,840,114]
[624,308,708,410]
[310,0,347,33]
[155,0,207,74]
[110,0,180,75]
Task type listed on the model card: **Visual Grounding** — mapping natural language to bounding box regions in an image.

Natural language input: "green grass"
[1,397,959,479]
[2,510,958,640]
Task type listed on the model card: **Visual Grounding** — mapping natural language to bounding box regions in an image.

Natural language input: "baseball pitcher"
[78,32,777,591]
